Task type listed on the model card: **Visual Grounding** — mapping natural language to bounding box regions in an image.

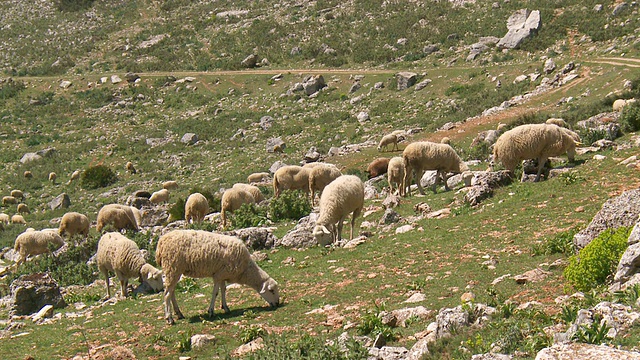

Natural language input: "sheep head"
[140,263,164,292]
[312,224,333,247]
[259,278,280,307]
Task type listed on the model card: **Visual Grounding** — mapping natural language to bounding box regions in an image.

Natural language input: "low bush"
[269,190,312,222]
[231,203,269,229]
[619,103,640,133]
[81,165,117,189]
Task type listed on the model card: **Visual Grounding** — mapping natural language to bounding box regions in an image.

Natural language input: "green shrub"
[268,190,312,222]
[0,78,26,100]
[532,228,577,256]
[619,103,640,133]
[231,203,269,229]
[578,128,610,146]
[564,227,630,292]
[357,304,397,341]
[81,165,117,189]
[238,325,265,344]
[168,197,186,222]
[189,187,221,213]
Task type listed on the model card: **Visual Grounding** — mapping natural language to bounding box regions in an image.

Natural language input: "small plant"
[268,190,312,222]
[499,302,517,319]
[578,128,610,146]
[242,310,257,319]
[532,228,577,256]
[177,278,199,293]
[231,203,268,229]
[407,279,427,291]
[560,304,578,324]
[357,303,396,341]
[613,284,640,306]
[80,165,117,189]
[572,315,611,345]
[564,227,630,292]
[176,331,192,352]
[238,325,265,344]
[619,102,640,133]
[168,197,186,222]
[559,171,585,185]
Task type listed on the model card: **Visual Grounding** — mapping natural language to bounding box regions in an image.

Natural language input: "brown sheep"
[366,158,390,179]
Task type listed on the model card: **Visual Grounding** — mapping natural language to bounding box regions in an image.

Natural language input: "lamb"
[10,190,23,199]
[402,141,470,195]
[162,181,178,190]
[0,213,9,224]
[96,232,163,298]
[273,165,311,198]
[613,98,637,112]
[492,123,578,182]
[387,156,406,196]
[312,175,364,246]
[24,171,33,179]
[96,204,139,233]
[48,172,57,184]
[366,158,390,179]
[2,196,17,206]
[150,189,170,204]
[440,137,451,145]
[309,163,342,204]
[247,172,271,184]
[58,211,90,238]
[155,230,280,324]
[232,183,265,203]
[13,229,65,266]
[377,134,399,152]
[221,187,256,227]
[11,214,26,225]
[185,193,209,224]
[17,203,29,214]
[125,161,137,174]
[67,170,81,185]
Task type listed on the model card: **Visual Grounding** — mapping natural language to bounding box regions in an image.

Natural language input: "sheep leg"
[208,281,219,317]
[415,169,426,195]
[403,165,412,197]
[534,157,548,182]
[163,274,183,324]
[336,217,346,242]
[220,281,230,313]
[442,171,451,191]
[102,270,111,299]
[350,207,362,240]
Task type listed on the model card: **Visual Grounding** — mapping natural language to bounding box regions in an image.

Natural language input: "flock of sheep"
[0,114,586,324]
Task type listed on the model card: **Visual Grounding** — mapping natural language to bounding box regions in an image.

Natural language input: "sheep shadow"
[187,303,285,323]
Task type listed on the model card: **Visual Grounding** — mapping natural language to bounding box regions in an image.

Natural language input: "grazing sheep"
[309,163,342,204]
[232,183,265,203]
[312,175,364,246]
[150,189,170,204]
[471,123,508,148]
[247,172,271,184]
[402,141,469,195]
[492,123,578,182]
[273,165,311,198]
[366,158,390,179]
[10,190,23,199]
[0,213,9,224]
[48,172,57,184]
[96,232,163,298]
[377,134,399,152]
[155,230,280,324]
[11,214,26,225]
[545,118,571,129]
[162,181,178,190]
[613,98,637,112]
[24,171,33,179]
[58,212,90,238]
[13,229,65,266]
[96,204,139,233]
[2,196,17,206]
[17,203,29,214]
[185,193,210,224]
[440,137,451,145]
[130,206,143,228]
[273,143,285,153]
[125,161,136,174]
[67,170,81,185]
[221,187,256,227]
[387,157,406,196]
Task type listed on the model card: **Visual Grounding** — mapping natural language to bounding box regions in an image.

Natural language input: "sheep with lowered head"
[24,171,33,179]
[387,156,406,196]
[96,204,139,233]
[67,170,81,185]
[2,196,17,206]
[247,172,271,184]
[11,214,26,225]
[232,183,265,203]
[309,163,342,205]
[17,203,29,214]
[14,229,65,267]
[402,141,469,195]
[366,158,390,179]
[273,165,311,198]
[155,230,280,324]
[312,175,364,246]
[185,192,209,224]
[59,211,90,238]
[0,213,9,224]
[221,187,256,227]
[150,189,170,204]
[492,123,578,182]
[162,180,178,190]
[613,98,637,112]
[48,172,57,184]
[377,134,399,152]
[96,232,163,298]
[125,161,137,174]
[545,118,572,129]
[10,190,23,199]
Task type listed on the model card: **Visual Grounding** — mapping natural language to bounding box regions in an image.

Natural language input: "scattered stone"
[544,59,556,74]
[396,72,418,90]
[349,82,362,94]
[48,193,71,210]
[241,54,258,68]
[357,111,370,123]
[10,273,66,316]
[536,343,640,360]
[125,73,140,83]
[302,75,326,96]
[232,337,264,357]
[491,274,512,285]
[223,227,276,250]
[513,268,550,284]
[423,44,439,54]
[20,153,42,164]
[368,346,408,360]
[276,213,319,248]
[415,78,432,91]
[380,209,401,225]
[180,133,198,145]
[405,293,426,303]
[31,305,54,322]
[497,9,542,49]
[191,334,216,350]
[396,225,414,234]
[111,75,122,84]
[413,202,432,214]
[269,161,287,174]
[382,194,400,209]
[59,80,72,89]
[266,137,286,153]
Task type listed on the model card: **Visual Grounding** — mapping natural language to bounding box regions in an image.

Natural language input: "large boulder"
[573,188,640,251]
[396,72,418,90]
[302,75,326,96]
[497,9,541,49]
[276,213,319,248]
[536,343,640,360]
[223,227,277,250]
[10,273,66,316]
[48,193,71,210]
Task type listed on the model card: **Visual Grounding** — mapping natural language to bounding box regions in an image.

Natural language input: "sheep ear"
[321,226,330,235]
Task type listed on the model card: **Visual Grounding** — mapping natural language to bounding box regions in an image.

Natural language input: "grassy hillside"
[1,0,640,358]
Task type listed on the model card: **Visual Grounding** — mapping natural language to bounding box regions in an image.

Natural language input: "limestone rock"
[191,334,216,350]
[497,9,541,49]
[396,72,417,90]
[266,137,286,153]
[276,213,319,248]
[241,54,258,68]
[181,133,198,145]
[302,75,326,96]
[10,273,66,316]
[536,342,640,360]
[48,193,71,210]
[223,227,277,250]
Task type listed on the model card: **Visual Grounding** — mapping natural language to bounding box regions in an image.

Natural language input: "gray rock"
[223,227,277,250]
[181,133,198,145]
[259,116,274,130]
[49,193,71,210]
[374,82,385,89]
[382,194,400,209]
[191,334,216,350]
[302,75,326,96]
[125,72,140,83]
[415,78,432,91]
[125,196,152,209]
[241,54,258,68]
[380,209,401,225]
[368,346,409,360]
[276,213,319,248]
[536,343,640,360]
[561,61,575,74]
[357,111,370,123]
[593,4,603,12]
[266,137,286,153]
[269,161,288,174]
[464,171,513,206]
[110,75,122,84]
[396,72,418,90]
[304,147,321,163]
[573,189,640,250]
[628,222,640,246]
[59,80,72,89]
[349,82,362,94]
[614,235,640,285]
[132,190,152,199]
[20,153,42,164]
[472,355,513,360]
[544,59,557,74]
[497,9,541,49]
[612,3,629,16]
[10,273,66,316]
[406,337,430,359]
[423,44,439,54]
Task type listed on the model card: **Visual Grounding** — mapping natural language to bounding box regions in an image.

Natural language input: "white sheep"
[440,137,451,145]
[492,123,578,182]
[232,183,265,203]
[162,180,178,190]
[545,118,571,129]
[185,193,209,224]
[402,141,470,195]
[312,175,364,246]
[2,196,17,206]
[155,230,280,324]
[613,98,637,112]
[67,170,81,185]
[17,203,29,214]
[377,134,399,152]
[273,165,311,198]
[387,156,406,196]
[247,172,271,184]
[24,171,33,179]
[10,190,23,199]
[11,214,26,225]
[58,212,90,238]
[0,213,9,224]
[220,187,256,227]
[129,206,143,228]
[309,163,342,204]
[13,229,65,266]
[150,189,170,204]
[48,172,57,184]
[125,161,137,174]
[96,232,163,298]
[96,204,139,233]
